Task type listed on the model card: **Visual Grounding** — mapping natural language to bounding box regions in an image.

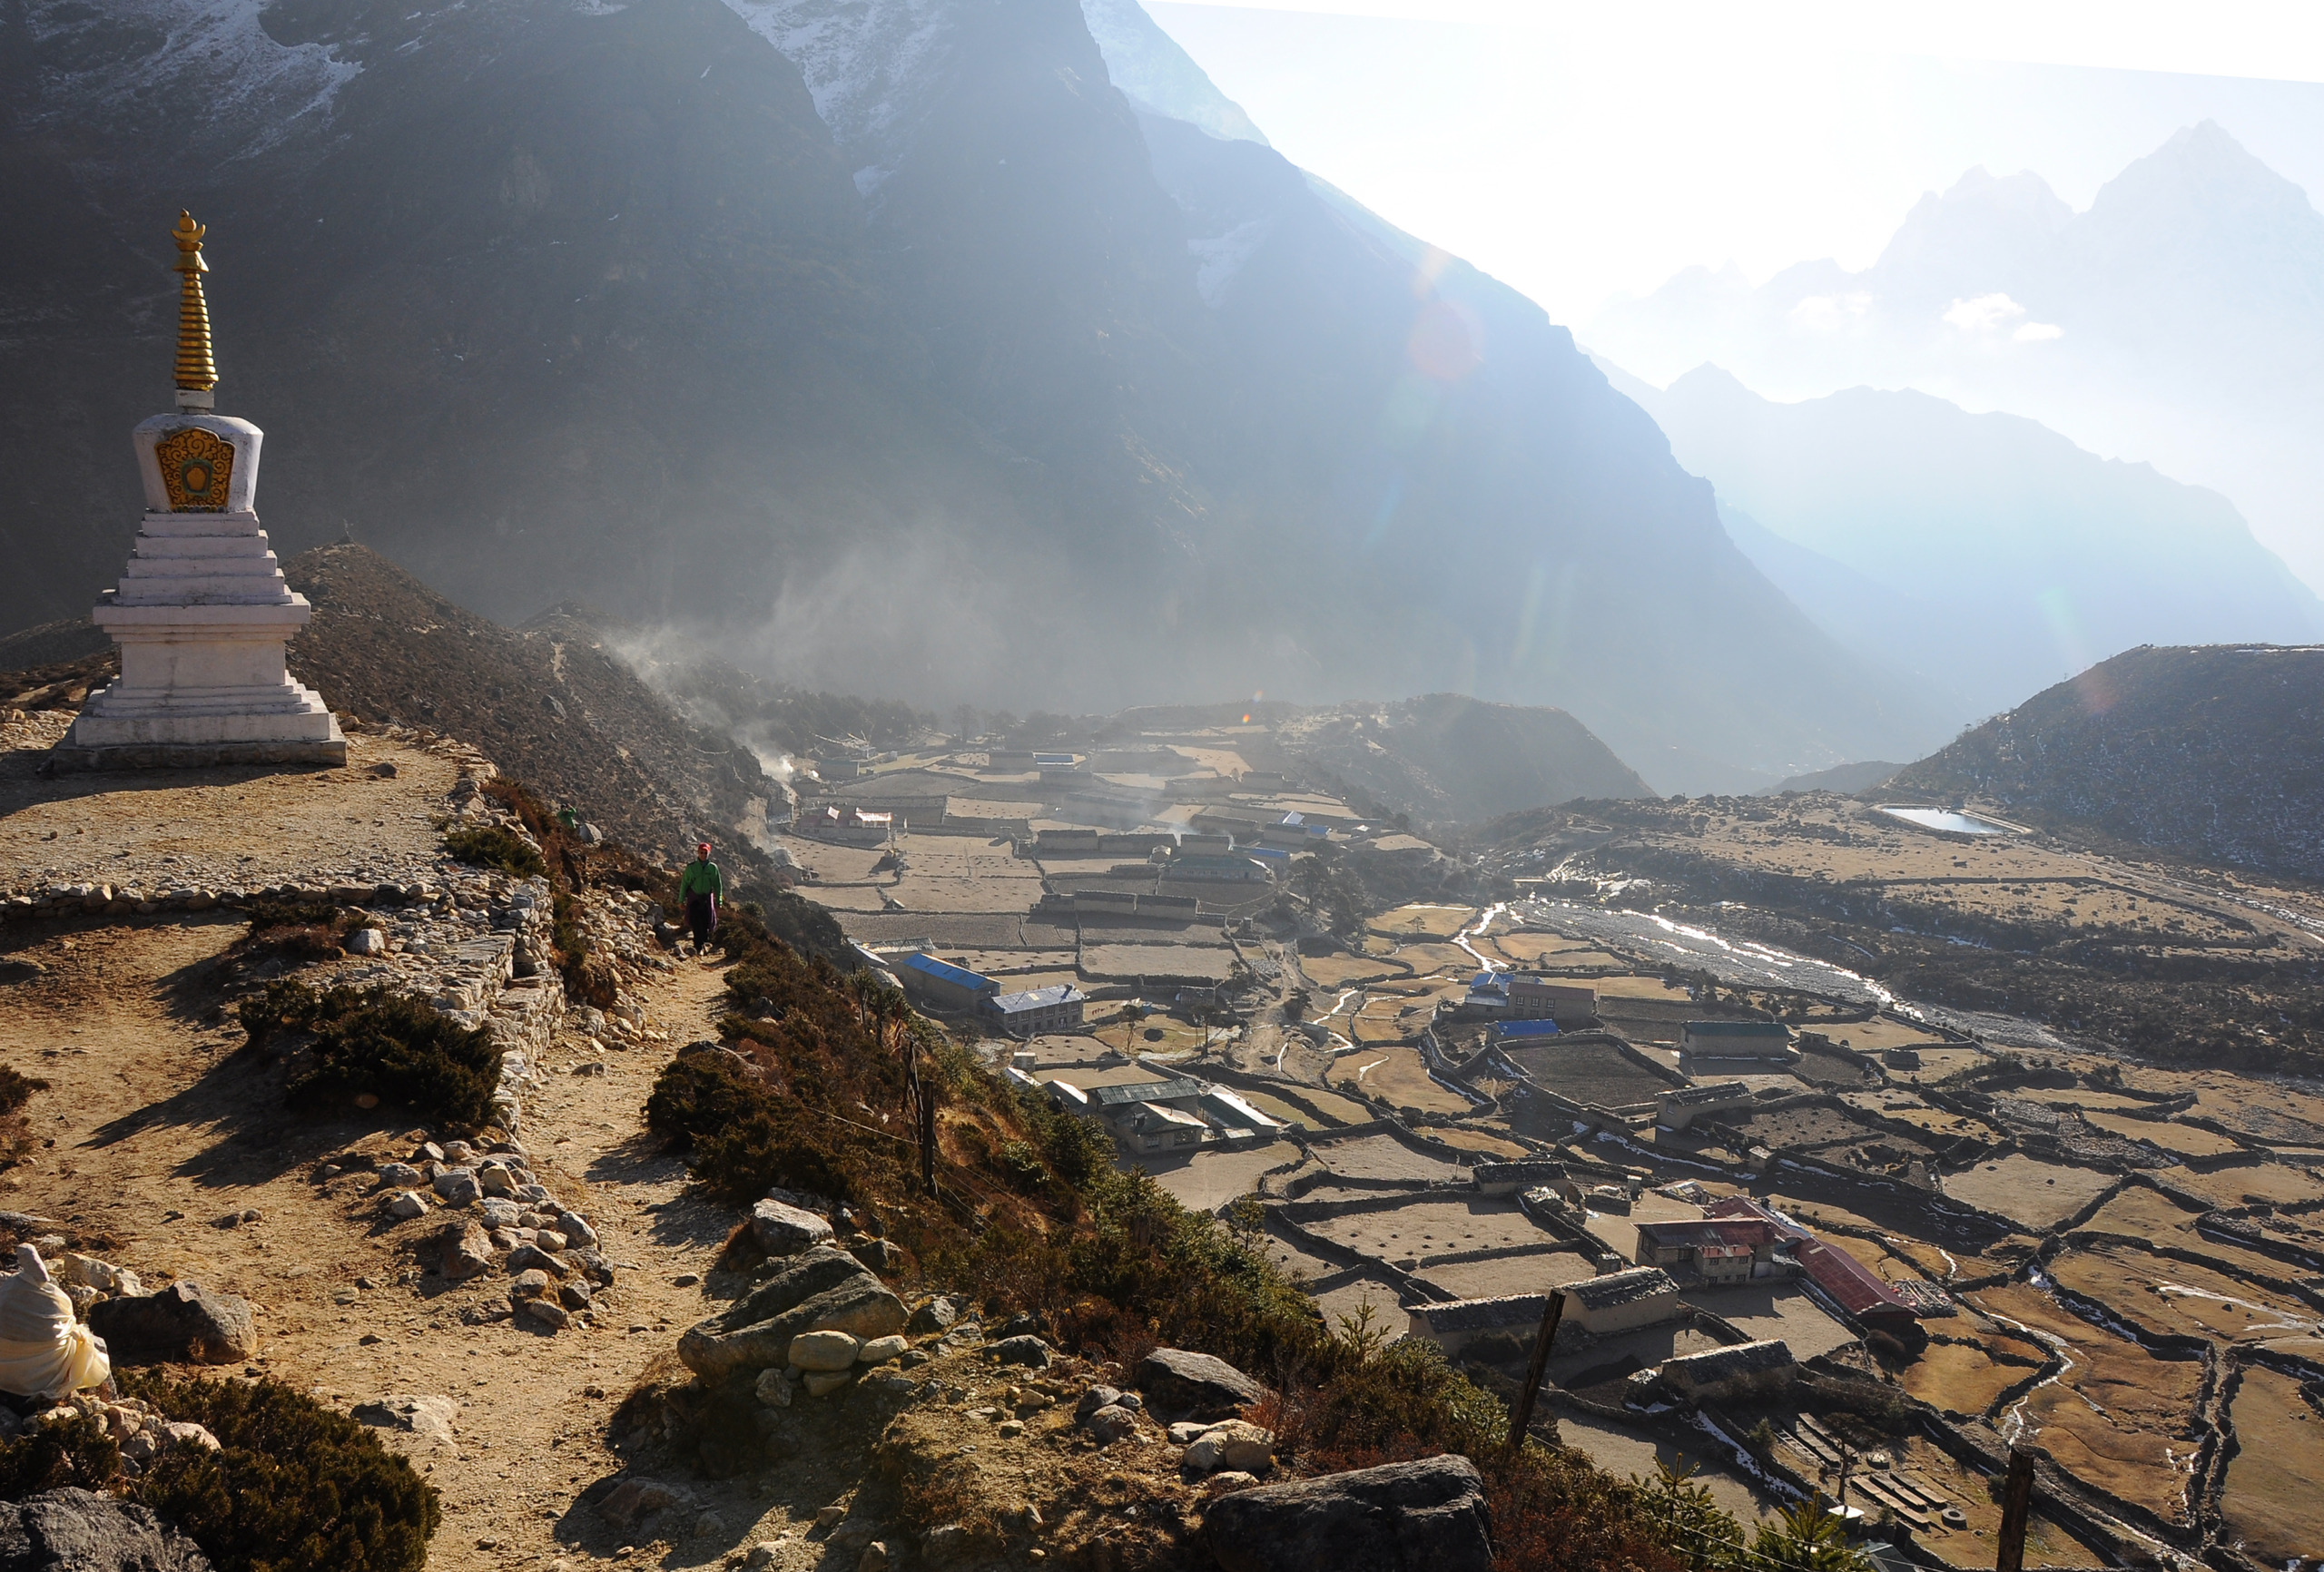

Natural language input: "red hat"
[696,841,712,853]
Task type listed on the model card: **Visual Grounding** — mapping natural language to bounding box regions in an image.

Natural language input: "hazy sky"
[1146,2,2324,328]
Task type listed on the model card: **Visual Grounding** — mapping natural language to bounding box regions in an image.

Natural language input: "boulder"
[803,1369,855,1399]
[431,1167,480,1207]
[1075,1386,1123,1420]
[990,1335,1052,1369]
[517,1298,572,1331]
[849,1239,904,1275]
[596,1478,693,1538]
[1136,1348,1266,1421]
[749,1198,833,1256]
[84,1283,256,1366]
[905,1296,958,1335]
[506,1244,566,1277]
[0,1488,213,1572]
[350,1394,457,1455]
[675,1249,905,1379]
[856,1335,909,1366]
[1083,1404,1140,1444]
[439,1221,495,1281]
[789,1331,861,1371]
[1200,1456,1493,1572]
[1183,1420,1275,1476]
[556,1212,598,1247]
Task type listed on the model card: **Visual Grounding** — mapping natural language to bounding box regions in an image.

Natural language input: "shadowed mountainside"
[1275,693,1654,825]
[1889,644,2324,879]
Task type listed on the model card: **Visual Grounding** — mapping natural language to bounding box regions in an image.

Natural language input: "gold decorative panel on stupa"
[154,426,235,511]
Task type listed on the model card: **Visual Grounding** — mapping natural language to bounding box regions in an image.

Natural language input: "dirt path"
[0,909,759,1571]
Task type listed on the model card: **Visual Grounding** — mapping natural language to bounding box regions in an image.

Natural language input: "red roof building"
[1705,1196,1920,1331]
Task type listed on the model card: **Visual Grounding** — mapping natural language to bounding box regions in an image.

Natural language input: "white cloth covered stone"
[0,1247,111,1400]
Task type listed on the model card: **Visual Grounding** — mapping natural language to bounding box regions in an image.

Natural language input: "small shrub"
[252,924,346,963]
[645,1050,854,1205]
[239,978,321,1045]
[0,1412,118,1497]
[0,1062,45,1166]
[442,825,546,880]
[276,986,503,1131]
[121,1373,441,1572]
[0,1064,45,1117]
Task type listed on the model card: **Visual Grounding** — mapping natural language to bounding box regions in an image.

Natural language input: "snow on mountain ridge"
[23,0,357,167]
[717,0,959,195]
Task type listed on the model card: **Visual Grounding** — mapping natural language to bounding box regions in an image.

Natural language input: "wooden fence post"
[1995,1446,2035,1572]
[1504,1289,1566,1459]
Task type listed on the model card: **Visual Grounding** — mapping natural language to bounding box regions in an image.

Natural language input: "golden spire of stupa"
[171,211,217,396]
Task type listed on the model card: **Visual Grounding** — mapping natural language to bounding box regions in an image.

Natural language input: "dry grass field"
[1137,1144,1295,1210]
[1489,930,1614,965]
[1383,940,1478,974]
[1969,1283,2204,1526]
[1080,942,1238,983]
[2078,1110,2245,1157]
[1308,1131,1470,1184]
[1328,1045,1478,1115]
[1424,1126,1533,1159]
[2220,1364,2324,1566]
[2164,1161,2324,1210]
[2050,1246,2319,1343]
[1901,1336,2047,1418]
[1841,1090,2004,1143]
[1298,952,1409,987]
[1368,902,1479,940]
[1417,1248,1600,1301]
[1308,1196,1551,1260]
[1808,1016,1969,1054]
[1942,1154,2118,1230]
[1348,995,1431,1046]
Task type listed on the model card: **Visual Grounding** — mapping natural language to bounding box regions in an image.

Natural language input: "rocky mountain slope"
[1887,644,2324,879]
[2,0,1940,792]
[1590,123,2324,596]
[1630,365,2324,721]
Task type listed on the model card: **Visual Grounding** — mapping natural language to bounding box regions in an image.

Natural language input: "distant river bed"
[1519,897,2065,1050]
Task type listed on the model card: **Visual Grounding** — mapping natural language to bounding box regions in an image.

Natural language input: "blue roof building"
[898,951,1000,1012]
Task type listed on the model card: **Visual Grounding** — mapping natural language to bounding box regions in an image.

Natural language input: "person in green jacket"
[678,841,722,957]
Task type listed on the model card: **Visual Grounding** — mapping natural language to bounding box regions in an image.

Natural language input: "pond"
[1876,805,2019,836]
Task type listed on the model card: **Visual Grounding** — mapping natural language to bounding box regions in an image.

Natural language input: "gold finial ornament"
[171,210,218,395]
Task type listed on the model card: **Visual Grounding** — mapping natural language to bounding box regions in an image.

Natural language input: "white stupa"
[56,211,344,770]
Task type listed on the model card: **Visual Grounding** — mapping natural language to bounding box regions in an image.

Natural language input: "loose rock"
[1082,1404,1139,1444]
[0,1488,213,1572]
[1182,1420,1275,1476]
[749,1197,834,1256]
[1137,1347,1267,1421]
[989,1334,1052,1369]
[1200,1456,1493,1572]
[85,1283,257,1366]
[440,1221,495,1281]
[790,1331,861,1371]
[351,1394,458,1455]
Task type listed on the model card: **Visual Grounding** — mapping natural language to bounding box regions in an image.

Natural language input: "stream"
[1515,896,2066,1049]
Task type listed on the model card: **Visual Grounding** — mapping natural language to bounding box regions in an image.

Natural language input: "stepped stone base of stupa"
[52,492,348,771]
